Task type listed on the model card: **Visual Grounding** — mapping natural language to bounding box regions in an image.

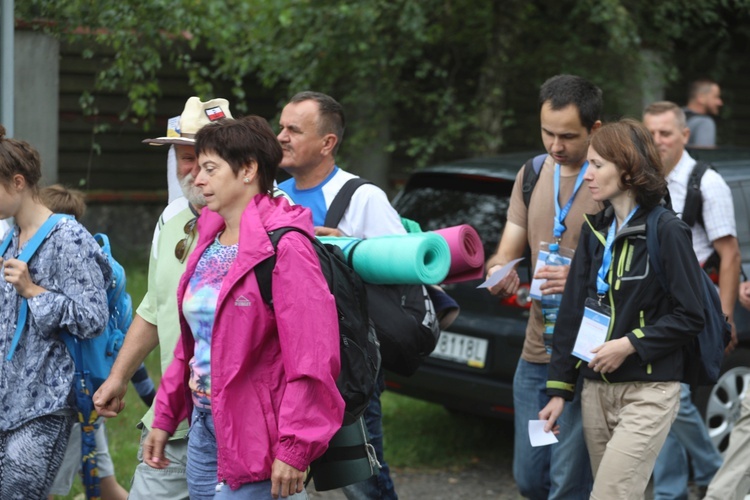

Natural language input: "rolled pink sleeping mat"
[433,224,485,284]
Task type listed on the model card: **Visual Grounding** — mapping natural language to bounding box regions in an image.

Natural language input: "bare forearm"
[486,251,510,271]
[486,222,527,271]
[715,238,741,322]
[719,259,740,321]
[109,314,160,382]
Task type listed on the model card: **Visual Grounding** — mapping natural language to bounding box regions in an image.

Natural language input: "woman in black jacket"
[539,119,705,499]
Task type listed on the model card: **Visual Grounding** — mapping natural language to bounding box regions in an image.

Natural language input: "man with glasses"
[93,97,232,499]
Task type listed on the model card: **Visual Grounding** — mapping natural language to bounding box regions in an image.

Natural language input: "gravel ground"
[305,455,722,499]
[307,460,518,499]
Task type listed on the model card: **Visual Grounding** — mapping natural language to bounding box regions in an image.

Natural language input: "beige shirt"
[507,156,602,363]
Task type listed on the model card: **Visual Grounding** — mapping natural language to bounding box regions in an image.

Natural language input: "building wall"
[14,30,58,183]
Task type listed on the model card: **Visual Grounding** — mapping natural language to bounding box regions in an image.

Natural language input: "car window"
[395,173,513,258]
[736,182,750,260]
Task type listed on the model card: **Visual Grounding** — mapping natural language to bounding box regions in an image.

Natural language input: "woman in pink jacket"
[144,116,344,499]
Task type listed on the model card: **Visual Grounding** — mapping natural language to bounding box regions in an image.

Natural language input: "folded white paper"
[528,420,559,447]
[477,258,524,289]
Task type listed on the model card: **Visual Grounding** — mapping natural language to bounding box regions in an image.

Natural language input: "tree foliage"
[16,0,750,176]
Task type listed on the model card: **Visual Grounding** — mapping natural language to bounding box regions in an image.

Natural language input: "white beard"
[179,173,206,207]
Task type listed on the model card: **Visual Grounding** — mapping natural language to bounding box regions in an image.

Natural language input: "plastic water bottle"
[541,243,565,355]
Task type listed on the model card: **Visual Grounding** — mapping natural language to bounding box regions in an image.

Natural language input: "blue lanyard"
[596,205,640,296]
[553,162,588,240]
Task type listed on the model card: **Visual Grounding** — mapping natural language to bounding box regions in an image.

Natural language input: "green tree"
[16,0,750,185]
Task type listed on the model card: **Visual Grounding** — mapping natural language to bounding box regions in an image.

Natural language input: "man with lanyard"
[485,74,602,499]
[644,101,741,500]
[277,91,403,499]
[93,97,234,499]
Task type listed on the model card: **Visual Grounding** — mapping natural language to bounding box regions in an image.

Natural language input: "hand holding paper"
[478,258,524,289]
[528,420,559,447]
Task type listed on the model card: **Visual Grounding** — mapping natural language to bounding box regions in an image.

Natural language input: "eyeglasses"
[175,217,197,263]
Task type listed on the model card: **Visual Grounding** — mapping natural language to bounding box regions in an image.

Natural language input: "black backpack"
[254,228,380,426]
[518,154,548,282]
[521,153,548,209]
[679,161,737,281]
[646,206,731,386]
[681,161,711,228]
[324,177,441,377]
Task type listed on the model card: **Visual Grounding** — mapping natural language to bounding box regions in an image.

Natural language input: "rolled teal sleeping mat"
[318,233,451,285]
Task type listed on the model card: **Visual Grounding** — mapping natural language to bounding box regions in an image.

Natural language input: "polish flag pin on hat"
[143,96,233,146]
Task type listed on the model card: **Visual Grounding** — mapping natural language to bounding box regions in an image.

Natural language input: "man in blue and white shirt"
[644,100,742,500]
[277,91,403,500]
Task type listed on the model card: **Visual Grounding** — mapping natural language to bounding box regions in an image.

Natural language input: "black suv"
[387,148,750,453]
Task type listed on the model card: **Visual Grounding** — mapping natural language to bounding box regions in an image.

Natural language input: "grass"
[381,392,514,471]
[60,263,514,498]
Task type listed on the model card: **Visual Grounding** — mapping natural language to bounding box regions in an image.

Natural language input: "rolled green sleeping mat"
[318,232,451,285]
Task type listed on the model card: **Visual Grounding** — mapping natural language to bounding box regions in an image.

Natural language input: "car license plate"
[430,331,488,368]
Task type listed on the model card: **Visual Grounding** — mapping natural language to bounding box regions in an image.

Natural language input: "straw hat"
[143,97,233,146]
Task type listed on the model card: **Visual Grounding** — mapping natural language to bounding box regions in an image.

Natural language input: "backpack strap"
[521,154,547,209]
[6,214,70,360]
[324,178,374,229]
[255,228,301,309]
[682,161,711,227]
[256,227,364,309]
[17,214,70,261]
[646,206,670,292]
[93,233,111,256]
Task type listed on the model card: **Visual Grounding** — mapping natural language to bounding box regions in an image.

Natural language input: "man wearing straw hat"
[277,91,403,499]
[93,96,233,499]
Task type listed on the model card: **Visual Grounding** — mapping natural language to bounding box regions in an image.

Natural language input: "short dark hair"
[40,184,87,219]
[0,124,42,193]
[688,78,718,101]
[289,91,346,155]
[539,75,603,131]
[195,116,282,195]
[590,118,667,209]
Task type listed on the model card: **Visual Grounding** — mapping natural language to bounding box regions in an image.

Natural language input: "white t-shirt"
[278,167,405,239]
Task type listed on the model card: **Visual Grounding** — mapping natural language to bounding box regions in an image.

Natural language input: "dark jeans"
[512,359,592,500]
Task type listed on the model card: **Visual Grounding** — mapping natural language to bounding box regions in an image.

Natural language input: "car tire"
[694,347,750,453]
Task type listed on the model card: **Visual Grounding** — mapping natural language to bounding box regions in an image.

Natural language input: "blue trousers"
[512,358,592,500]
[653,383,723,500]
[186,407,307,500]
[341,370,398,500]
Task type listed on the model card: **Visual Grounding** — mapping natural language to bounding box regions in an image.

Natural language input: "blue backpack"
[1,216,128,500]
[61,232,129,391]
[646,206,731,386]
[0,216,126,391]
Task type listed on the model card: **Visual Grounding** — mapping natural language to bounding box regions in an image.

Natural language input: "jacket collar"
[585,201,667,246]
[189,193,316,274]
